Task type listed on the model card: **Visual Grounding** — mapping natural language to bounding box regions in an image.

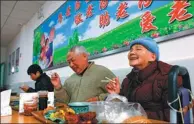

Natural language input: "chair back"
[168,65,193,123]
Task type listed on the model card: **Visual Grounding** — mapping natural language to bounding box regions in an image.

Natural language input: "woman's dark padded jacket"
[120,61,182,121]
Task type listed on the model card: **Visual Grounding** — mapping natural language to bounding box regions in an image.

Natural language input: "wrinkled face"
[67,51,88,74]
[128,44,156,70]
[30,73,38,81]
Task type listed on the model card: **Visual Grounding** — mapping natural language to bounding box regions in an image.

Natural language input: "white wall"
[5,1,194,90]
[5,1,66,86]
[1,47,7,63]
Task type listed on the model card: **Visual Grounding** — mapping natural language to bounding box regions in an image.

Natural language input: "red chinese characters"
[74,13,83,25]
[138,0,153,10]
[99,0,108,10]
[66,6,71,17]
[58,12,63,23]
[116,2,129,20]
[99,11,110,28]
[140,11,158,33]
[86,4,93,18]
[75,0,81,11]
[168,0,193,23]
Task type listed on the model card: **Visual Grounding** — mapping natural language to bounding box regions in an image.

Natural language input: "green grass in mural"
[35,1,194,66]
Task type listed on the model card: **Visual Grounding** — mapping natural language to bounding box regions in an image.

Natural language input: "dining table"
[1,96,168,123]
[1,109,168,123]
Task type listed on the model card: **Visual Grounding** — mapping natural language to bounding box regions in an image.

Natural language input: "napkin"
[48,92,54,107]
[1,89,12,116]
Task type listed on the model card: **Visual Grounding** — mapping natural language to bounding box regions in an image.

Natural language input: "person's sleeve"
[46,77,54,92]
[27,87,36,92]
[40,77,53,91]
[119,78,127,96]
[54,81,70,104]
[98,68,116,101]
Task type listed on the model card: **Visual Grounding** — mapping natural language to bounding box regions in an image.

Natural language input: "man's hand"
[105,77,120,94]
[20,85,29,92]
[51,72,62,90]
[86,97,99,102]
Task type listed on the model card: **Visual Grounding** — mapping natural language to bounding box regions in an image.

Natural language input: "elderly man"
[106,37,182,121]
[51,45,115,104]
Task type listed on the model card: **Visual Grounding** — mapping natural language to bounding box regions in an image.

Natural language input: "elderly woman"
[106,37,182,121]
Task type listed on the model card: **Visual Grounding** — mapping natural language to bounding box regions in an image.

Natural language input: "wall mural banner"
[33,0,194,70]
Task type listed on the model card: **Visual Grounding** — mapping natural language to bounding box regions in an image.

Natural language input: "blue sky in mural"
[39,0,171,50]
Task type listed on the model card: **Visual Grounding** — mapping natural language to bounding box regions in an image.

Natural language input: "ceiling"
[1,1,46,47]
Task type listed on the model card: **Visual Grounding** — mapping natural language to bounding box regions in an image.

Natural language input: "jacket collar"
[36,73,46,82]
[157,61,172,75]
[127,61,172,82]
[127,61,158,82]
[79,61,94,76]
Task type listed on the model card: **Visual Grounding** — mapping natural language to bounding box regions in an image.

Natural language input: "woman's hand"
[105,77,120,94]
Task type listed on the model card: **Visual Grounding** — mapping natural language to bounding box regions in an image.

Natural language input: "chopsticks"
[105,77,116,83]
[101,77,116,83]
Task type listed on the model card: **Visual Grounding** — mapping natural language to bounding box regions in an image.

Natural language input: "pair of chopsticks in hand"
[101,77,116,83]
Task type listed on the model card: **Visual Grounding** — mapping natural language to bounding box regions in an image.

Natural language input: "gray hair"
[69,45,89,55]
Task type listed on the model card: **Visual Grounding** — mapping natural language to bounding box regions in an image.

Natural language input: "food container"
[38,91,48,110]
[23,100,38,116]
[89,101,147,123]
[68,102,89,114]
